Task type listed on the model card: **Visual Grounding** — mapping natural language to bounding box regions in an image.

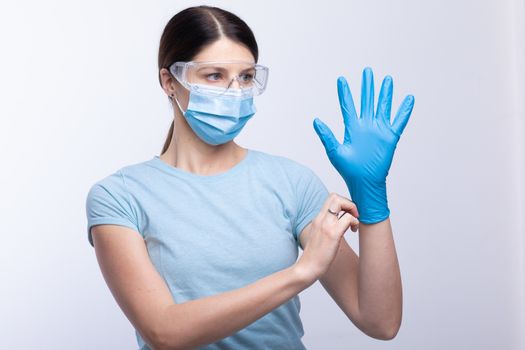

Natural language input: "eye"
[206,72,222,81]
[239,73,254,82]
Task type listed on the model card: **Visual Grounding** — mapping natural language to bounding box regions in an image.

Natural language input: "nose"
[228,76,242,89]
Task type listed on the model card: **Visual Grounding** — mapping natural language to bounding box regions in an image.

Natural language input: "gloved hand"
[313,67,415,224]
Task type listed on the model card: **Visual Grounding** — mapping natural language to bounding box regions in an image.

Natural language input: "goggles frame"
[168,60,269,96]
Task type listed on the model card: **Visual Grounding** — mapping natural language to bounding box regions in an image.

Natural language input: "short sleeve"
[292,166,329,244]
[85,170,140,247]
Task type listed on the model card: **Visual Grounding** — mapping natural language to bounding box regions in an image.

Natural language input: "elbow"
[358,318,402,341]
[354,306,402,341]
[143,307,186,350]
[146,328,192,350]
[140,327,172,350]
[147,314,200,350]
[147,331,184,350]
[375,323,401,340]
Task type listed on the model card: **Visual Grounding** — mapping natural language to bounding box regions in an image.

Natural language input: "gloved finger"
[391,94,415,137]
[376,75,393,126]
[313,117,340,154]
[337,76,358,144]
[360,67,375,121]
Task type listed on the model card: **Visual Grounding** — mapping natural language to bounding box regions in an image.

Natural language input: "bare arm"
[91,224,314,350]
[299,216,402,340]
[159,263,310,349]
[356,218,402,338]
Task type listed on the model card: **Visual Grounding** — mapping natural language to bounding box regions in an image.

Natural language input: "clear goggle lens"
[169,61,269,97]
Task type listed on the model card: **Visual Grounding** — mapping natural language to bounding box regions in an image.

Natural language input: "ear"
[159,68,178,99]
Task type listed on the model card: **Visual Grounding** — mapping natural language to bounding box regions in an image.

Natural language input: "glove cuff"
[346,178,390,224]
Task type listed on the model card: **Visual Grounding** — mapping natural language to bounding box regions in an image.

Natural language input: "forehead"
[193,37,255,63]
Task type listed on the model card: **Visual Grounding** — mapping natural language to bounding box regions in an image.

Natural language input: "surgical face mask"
[172,84,256,146]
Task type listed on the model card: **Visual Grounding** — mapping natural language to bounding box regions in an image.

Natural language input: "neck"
[160,109,247,176]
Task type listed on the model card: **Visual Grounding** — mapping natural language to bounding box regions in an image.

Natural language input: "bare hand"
[295,192,359,284]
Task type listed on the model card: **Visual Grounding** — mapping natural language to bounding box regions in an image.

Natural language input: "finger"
[313,117,340,154]
[319,193,341,221]
[326,193,359,219]
[335,211,359,233]
[337,76,358,144]
[360,67,375,121]
[376,75,393,125]
[342,212,360,231]
[338,195,359,219]
[391,94,415,137]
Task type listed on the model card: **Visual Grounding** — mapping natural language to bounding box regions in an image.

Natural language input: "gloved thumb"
[313,117,340,154]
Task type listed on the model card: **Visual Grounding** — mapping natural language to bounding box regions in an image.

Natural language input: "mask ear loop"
[168,68,188,115]
[170,93,186,115]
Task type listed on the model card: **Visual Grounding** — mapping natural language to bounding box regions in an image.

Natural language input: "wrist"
[291,262,318,288]
[345,177,389,224]
[358,207,390,224]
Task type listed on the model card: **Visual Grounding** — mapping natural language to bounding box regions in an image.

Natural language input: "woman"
[86,5,413,349]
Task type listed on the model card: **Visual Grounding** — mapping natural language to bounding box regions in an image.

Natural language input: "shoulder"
[86,158,152,202]
[86,171,127,209]
[249,149,316,177]
[96,157,155,184]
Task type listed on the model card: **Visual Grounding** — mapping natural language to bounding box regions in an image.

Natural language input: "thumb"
[313,118,340,154]
[391,95,415,137]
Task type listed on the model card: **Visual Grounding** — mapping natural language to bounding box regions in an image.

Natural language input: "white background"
[0,0,524,349]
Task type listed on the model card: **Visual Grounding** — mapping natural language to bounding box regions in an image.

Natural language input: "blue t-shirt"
[85,148,329,349]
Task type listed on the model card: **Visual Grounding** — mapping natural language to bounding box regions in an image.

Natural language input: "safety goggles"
[168,60,269,97]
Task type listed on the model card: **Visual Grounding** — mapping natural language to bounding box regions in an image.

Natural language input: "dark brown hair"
[157,5,259,154]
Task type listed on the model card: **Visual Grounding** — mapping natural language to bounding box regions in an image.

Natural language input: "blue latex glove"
[313,67,415,224]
